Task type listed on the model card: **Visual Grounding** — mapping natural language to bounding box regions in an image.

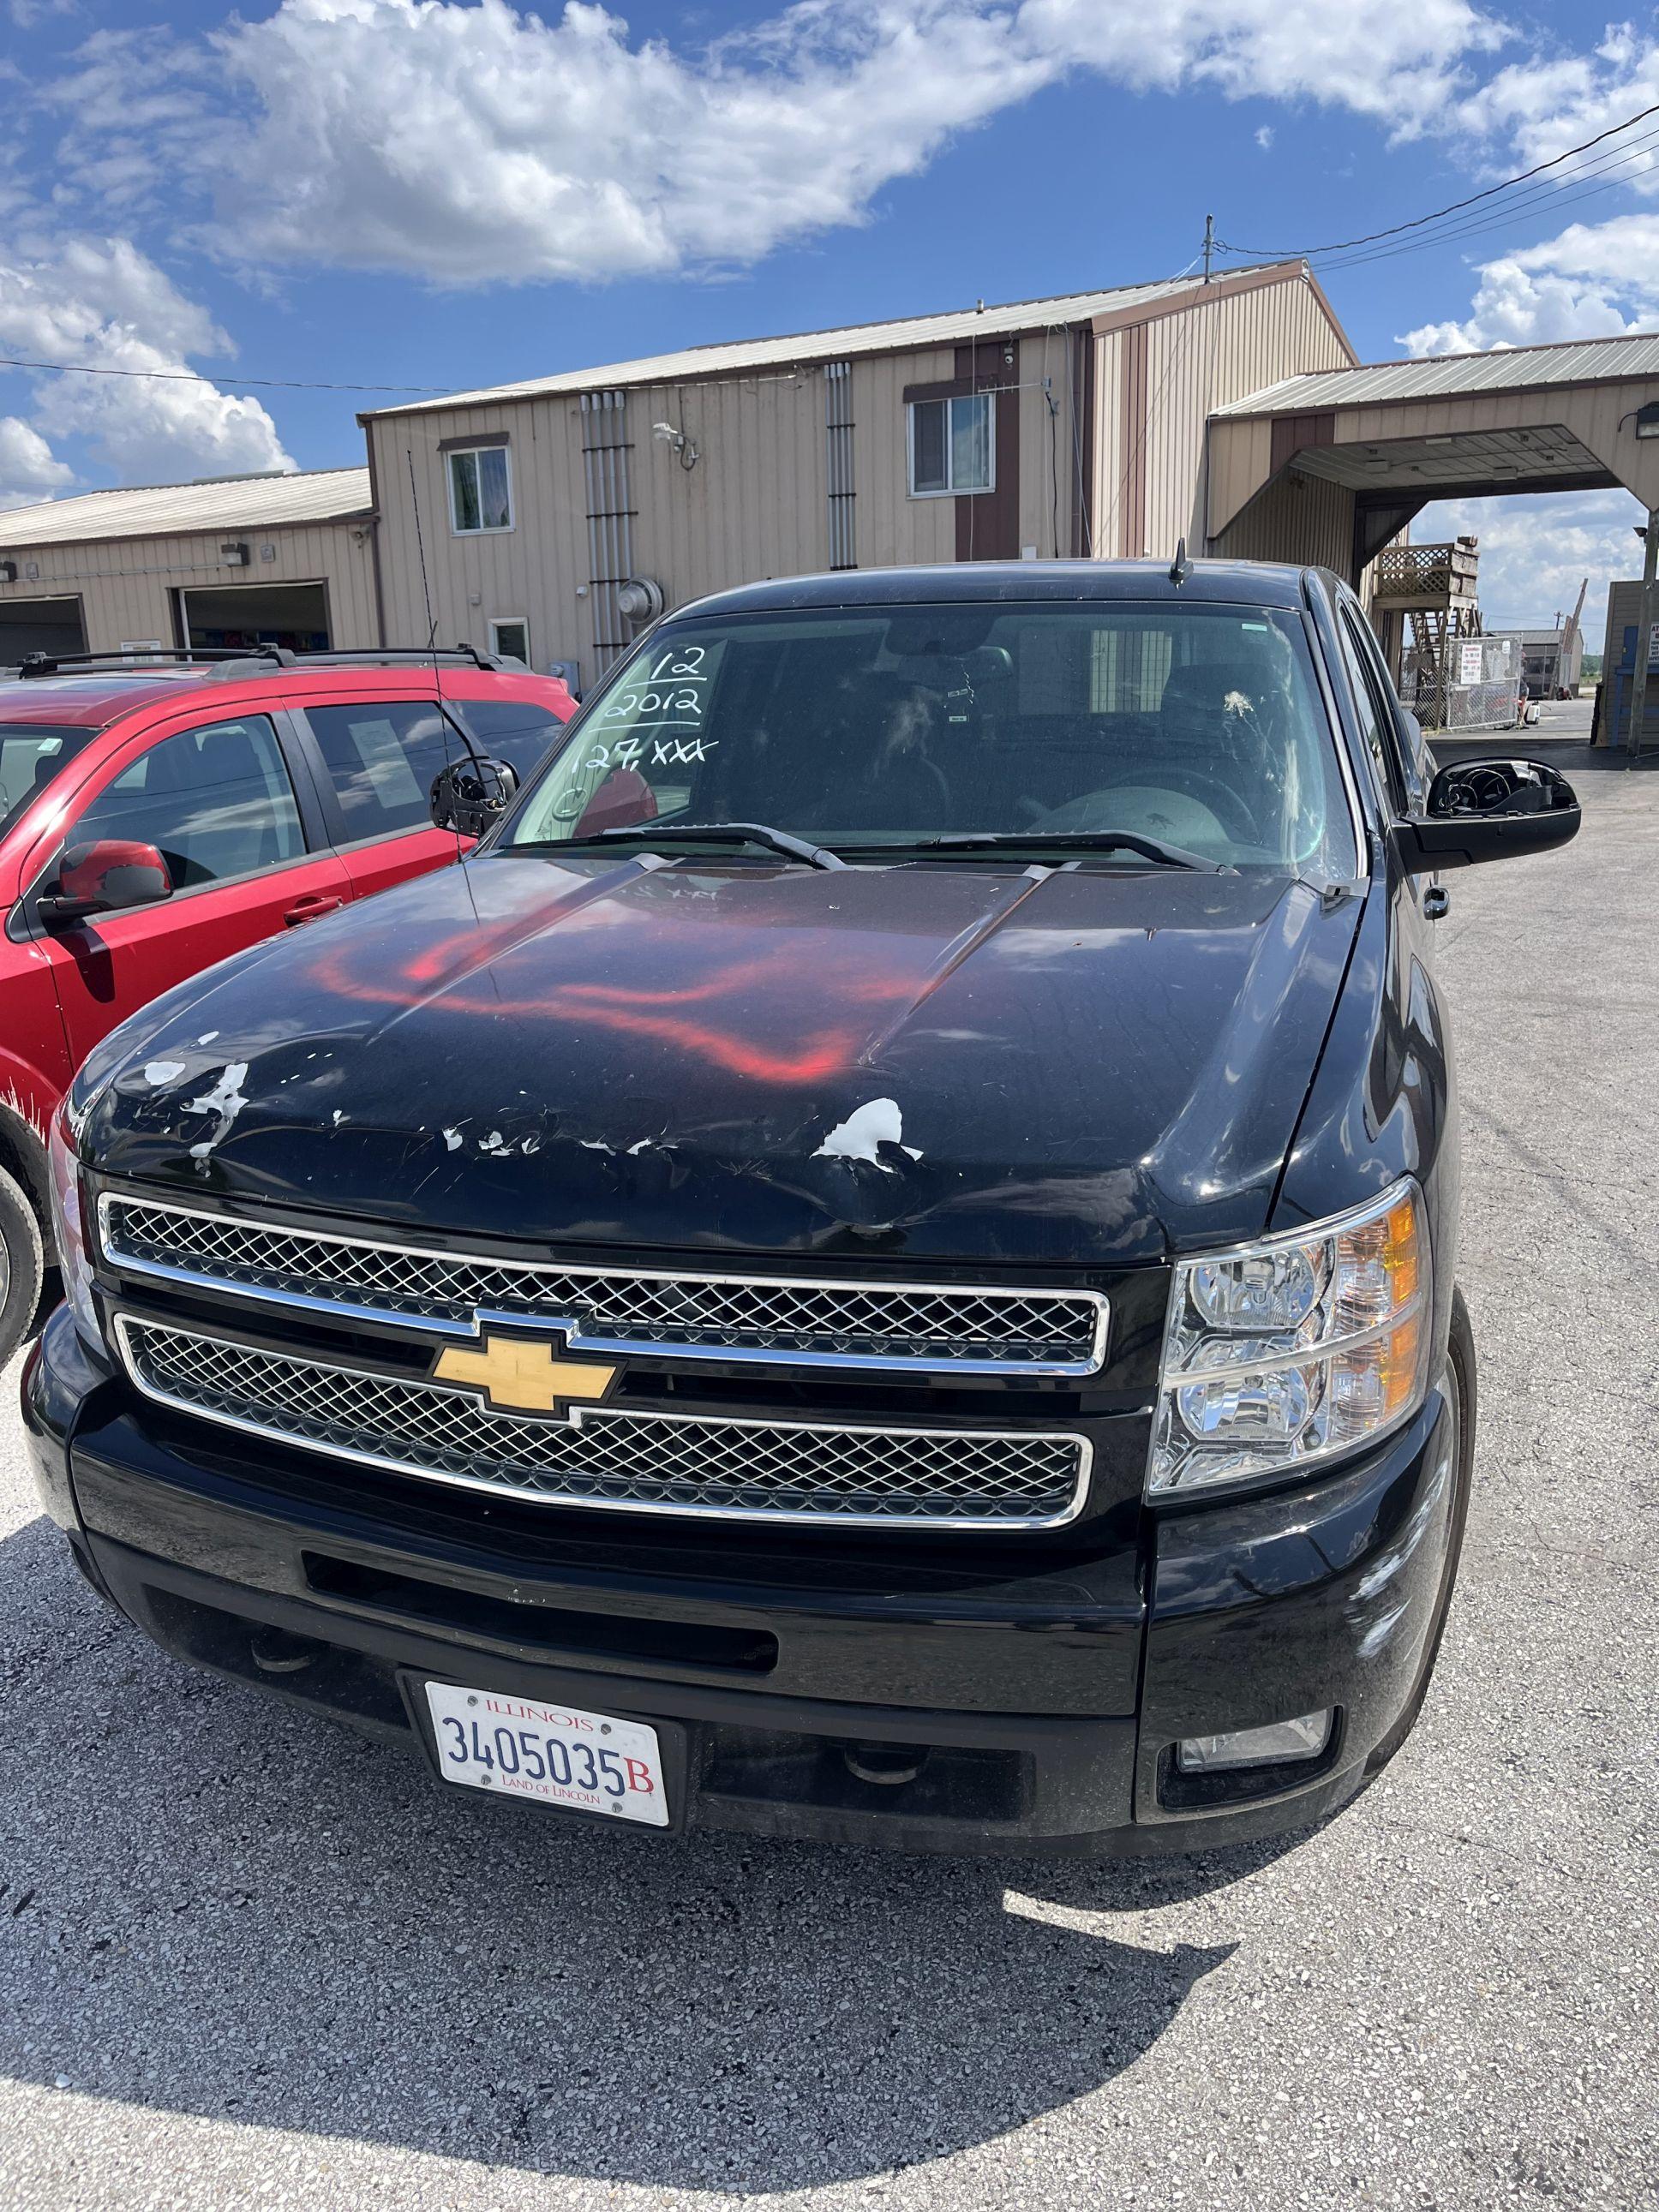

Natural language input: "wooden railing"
[1374,540,1480,604]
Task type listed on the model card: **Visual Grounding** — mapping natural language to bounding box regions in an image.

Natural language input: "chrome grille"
[115,1318,1089,1531]
[99,1197,1107,1375]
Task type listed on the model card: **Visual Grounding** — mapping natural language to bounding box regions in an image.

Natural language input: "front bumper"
[23,1303,1462,1856]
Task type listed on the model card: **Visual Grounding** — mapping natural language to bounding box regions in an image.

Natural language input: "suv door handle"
[284,892,347,927]
[1422,884,1450,921]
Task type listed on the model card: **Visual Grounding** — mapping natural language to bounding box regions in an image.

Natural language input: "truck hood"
[83,852,1363,1264]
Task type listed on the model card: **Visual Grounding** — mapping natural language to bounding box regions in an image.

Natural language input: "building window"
[489,618,530,665]
[447,445,512,535]
[908,393,992,497]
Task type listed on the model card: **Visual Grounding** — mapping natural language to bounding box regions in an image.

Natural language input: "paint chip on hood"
[812,1097,922,1171]
[184,1062,250,1161]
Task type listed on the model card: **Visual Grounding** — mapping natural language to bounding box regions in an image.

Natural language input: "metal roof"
[1216,332,1659,417]
[0,467,372,549]
[365,266,1304,421]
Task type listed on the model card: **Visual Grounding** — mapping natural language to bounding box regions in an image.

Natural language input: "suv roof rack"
[10,646,259,680]
[8,641,518,684]
[203,643,515,679]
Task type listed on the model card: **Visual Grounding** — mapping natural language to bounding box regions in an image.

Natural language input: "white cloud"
[1398,211,1659,354]
[46,0,1506,287]
[1255,124,1273,148]
[0,235,294,485]
[0,415,73,509]
[1414,487,1642,633]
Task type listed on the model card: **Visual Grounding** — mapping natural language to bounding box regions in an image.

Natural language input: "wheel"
[1362,1285,1477,1779]
[0,1163,45,1369]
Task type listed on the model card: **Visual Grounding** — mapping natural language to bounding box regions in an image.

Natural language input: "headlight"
[1149,1179,1429,1496]
[48,1106,99,1345]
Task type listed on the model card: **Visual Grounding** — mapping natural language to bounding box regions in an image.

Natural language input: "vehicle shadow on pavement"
[0,1512,1261,2193]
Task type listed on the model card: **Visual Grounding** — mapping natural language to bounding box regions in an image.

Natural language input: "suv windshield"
[0,724,97,840]
[506,601,1358,878]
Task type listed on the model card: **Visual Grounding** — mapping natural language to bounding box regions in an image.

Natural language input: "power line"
[1217,97,1659,260]
[1315,122,1659,265]
[0,354,453,392]
[1314,131,1659,275]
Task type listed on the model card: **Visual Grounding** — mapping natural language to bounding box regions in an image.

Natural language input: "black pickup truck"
[24,559,1579,1854]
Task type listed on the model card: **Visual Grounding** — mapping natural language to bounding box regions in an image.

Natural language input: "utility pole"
[1202,214,1215,284]
[1627,514,1657,759]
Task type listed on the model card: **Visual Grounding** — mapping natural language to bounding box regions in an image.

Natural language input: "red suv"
[0,646,573,1359]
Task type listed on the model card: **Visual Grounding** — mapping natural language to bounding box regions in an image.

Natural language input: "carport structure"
[1207,334,1659,753]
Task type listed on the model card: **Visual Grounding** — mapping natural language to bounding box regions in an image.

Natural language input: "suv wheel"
[0,1164,44,1368]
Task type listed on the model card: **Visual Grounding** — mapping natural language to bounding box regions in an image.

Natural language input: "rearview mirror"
[1392,757,1581,872]
[39,839,173,925]
[428,756,518,840]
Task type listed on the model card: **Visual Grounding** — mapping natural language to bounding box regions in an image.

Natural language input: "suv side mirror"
[429,756,518,840]
[1392,757,1581,873]
[39,839,173,926]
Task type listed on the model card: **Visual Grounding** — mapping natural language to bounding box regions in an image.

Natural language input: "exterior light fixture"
[1635,401,1659,439]
[651,421,699,471]
[219,541,250,566]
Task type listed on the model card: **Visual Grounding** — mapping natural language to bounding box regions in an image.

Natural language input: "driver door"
[29,707,351,1074]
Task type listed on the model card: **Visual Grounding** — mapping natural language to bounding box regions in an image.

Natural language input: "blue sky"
[3,0,1657,628]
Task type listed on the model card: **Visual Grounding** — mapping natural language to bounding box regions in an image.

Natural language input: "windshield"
[0,724,97,840]
[505,601,1358,878]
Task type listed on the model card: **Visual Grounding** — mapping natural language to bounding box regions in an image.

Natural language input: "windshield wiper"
[518,822,847,872]
[836,831,1227,872]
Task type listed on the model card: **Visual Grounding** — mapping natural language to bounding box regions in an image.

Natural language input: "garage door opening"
[177,580,331,652]
[0,595,87,661]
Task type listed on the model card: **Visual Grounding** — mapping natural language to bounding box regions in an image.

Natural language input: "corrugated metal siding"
[1131,275,1353,562]
[0,469,369,547]
[629,369,827,609]
[1216,469,1353,571]
[1217,333,1659,416]
[853,348,957,570]
[0,520,378,651]
[369,404,590,671]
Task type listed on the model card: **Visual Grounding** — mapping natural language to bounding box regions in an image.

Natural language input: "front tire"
[0,1165,44,1369]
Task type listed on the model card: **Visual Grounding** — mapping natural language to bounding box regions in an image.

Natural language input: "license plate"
[423,1681,669,1826]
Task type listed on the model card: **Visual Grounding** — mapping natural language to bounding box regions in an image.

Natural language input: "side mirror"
[39,839,173,925]
[1392,757,1581,873]
[428,756,518,840]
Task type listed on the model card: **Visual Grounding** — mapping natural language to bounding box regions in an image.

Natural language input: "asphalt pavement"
[1,712,1654,2210]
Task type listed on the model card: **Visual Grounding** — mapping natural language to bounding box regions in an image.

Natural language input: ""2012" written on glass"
[600,643,710,729]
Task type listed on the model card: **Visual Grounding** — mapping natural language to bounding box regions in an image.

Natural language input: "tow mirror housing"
[1392,757,1581,872]
[428,756,518,840]
[39,839,173,925]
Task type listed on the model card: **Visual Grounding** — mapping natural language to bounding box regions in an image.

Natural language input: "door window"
[304,699,461,841]
[70,714,304,894]
[489,619,530,665]
[1337,612,1404,811]
[0,724,96,838]
[453,696,572,781]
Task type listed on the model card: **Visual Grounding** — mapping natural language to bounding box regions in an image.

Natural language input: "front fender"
[1271,863,1458,1367]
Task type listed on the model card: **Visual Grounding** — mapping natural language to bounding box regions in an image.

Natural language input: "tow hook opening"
[249,1624,326,1677]
[841,1741,930,1787]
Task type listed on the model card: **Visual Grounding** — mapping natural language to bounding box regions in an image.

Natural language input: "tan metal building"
[362,260,1354,686]
[0,469,376,662]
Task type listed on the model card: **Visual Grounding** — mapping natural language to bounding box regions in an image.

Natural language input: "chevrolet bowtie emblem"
[431,1336,619,1416]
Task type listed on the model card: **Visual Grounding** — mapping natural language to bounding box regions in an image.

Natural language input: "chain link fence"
[1401,635,1521,732]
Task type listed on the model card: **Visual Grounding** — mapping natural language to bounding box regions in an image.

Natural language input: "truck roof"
[675,559,1321,622]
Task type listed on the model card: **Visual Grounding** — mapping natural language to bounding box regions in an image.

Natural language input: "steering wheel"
[1084,757,1260,843]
